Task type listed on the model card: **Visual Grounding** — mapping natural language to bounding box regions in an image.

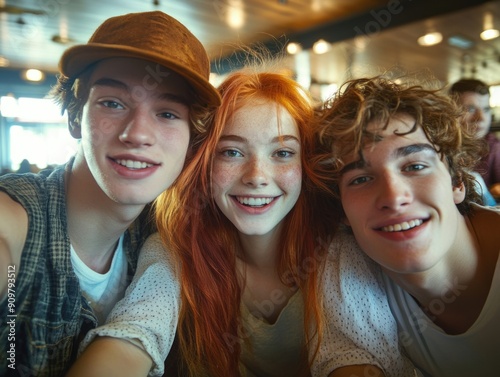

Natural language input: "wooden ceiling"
[0,0,499,95]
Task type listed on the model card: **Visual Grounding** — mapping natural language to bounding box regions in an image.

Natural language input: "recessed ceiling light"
[480,28,500,40]
[313,39,331,54]
[417,32,443,46]
[22,69,44,82]
[286,42,302,55]
[0,56,9,67]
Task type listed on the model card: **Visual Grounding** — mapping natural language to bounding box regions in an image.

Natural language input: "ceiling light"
[448,35,474,49]
[481,12,499,41]
[0,56,9,67]
[417,32,443,46]
[480,28,500,41]
[313,39,331,54]
[286,42,302,55]
[22,69,44,82]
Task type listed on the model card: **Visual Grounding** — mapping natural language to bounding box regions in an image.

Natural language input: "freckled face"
[339,114,466,274]
[212,100,302,237]
[79,57,191,205]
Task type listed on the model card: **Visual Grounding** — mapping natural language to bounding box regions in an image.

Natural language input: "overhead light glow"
[226,0,245,29]
[481,12,499,41]
[286,42,302,55]
[313,39,331,54]
[480,28,500,40]
[23,69,45,82]
[0,56,9,67]
[417,32,443,46]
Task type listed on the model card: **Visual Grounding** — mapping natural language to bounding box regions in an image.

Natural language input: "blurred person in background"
[450,78,499,204]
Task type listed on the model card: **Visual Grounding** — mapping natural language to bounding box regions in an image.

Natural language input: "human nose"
[118,109,156,147]
[374,173,411,210]
[242,157,269,187]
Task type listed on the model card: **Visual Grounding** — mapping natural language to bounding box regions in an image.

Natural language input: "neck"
[386,209,498,334]
[65,154,143,271]
[238,226,282,270]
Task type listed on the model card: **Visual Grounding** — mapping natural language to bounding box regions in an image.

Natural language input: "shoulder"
[0,191,28,286]
[323,227,383,287]
[136,233,178,274]
[487,133,500,149]
[0,190,28,245]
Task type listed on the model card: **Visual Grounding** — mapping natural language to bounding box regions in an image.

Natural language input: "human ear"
[68,117,82,139]
[452,181,466,204]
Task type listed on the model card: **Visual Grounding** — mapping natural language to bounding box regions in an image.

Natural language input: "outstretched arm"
[66,337,152,377]
[66,233,180,377]
[0,191,27,298]
[329,365,385,377]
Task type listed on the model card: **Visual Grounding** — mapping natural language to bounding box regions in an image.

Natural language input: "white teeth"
[116,159,153,169]
[381,219,423,232]
[236,197,273,207]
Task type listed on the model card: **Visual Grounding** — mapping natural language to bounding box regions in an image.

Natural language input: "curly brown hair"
[316,76,486,214]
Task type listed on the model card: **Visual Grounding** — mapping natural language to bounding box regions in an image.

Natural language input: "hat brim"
[59,44,221,107]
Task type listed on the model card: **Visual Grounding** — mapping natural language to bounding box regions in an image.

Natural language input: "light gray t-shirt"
[383,207,500,377]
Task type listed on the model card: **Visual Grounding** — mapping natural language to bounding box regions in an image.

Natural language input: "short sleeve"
[78,233,180,377]
[311,230,416,377]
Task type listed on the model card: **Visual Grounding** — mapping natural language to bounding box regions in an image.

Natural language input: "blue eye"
[350,176,371,185]
[274,150,295,158]
[405,163,426,172]
[221,149,243,158]
[101,100,123,109]
[158,112,178,120]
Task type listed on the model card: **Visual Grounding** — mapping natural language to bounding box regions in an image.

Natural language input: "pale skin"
[1,57,194,376]
[339,113,500,334]
[212,99,384,376]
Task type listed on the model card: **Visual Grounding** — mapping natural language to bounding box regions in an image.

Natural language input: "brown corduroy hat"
[59,11,220,107]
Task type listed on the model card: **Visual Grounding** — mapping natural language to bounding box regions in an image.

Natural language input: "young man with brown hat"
[0,10,219,376]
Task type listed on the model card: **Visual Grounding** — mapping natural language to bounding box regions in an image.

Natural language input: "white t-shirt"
[383,221,500,377]
[71,234,128,324]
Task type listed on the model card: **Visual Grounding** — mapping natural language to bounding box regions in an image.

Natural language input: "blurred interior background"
[0,0,499,173]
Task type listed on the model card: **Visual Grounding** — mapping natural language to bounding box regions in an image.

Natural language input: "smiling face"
[339,113,466,274]
[79,57,191,205]
[212,100,302,237]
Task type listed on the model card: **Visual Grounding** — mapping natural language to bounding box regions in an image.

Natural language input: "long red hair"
[155,70,338,376]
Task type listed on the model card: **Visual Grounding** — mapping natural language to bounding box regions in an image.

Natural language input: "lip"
[108,155,160,179]
[230,195,281,215]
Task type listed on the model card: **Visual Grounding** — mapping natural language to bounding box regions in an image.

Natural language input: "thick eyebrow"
[340,143,437,175]
[92,77,189,106]
[218,134,300,144]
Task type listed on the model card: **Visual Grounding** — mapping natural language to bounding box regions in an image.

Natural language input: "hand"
[489,183,500,199]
